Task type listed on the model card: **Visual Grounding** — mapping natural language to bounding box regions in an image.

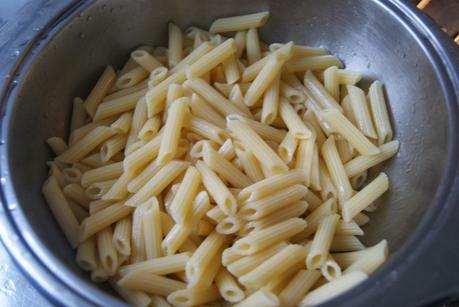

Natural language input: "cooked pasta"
[42,11,399,306]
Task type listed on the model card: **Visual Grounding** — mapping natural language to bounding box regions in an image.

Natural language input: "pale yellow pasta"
[84,66,116,117]
[118,271,186,296]
[306,213,340,269]
[234,31,247,58]
[157,98,189,165]
[162,191,210,255]
[46,137,68,155]
[70,97,88,132]
[81,162,123,188]
[125,97,148,151]
[300,272,368,306]
[100,134,127,162]
[167,285,221,306]
[195,219,214,236]
[218,138,236,160]
[278,132,298,164]
[94,88,148,122]
[238,244,308,288]
[247,201,308,231]
[189,93,226,128]
[202,143,252,188]
[186,231,229,284]
[244,49,291,106]
[125,161,189,207]
[167,22,183,67]
[76,237,97,271]
[216,216,244,234]
[286,55,343,72]
[227,241,287,277]
[138,116,161,141]
[347,85,377,139]
[186,38,236,79]
[279,98,312,139]
[110,112,133,134]
[232,218,306,255]
[222,55,240,84]
[89,199,113,215]
[344,240,388,275]
[228,114,286,143]
[142,201,163,259]
[43,12,402,305]
[238,169,306,203]
[145,70,187,117]
[215,268,245,303]
[116,65,149,89]
[300,198,337,241]
[68,200,89,222]
[148,66,169,87]
[109,280,152,307]
[85,179,116,200]
[119,252,191,276]
[131,49,163,72]
[280,81,306,103]
[321,136,354,205]
[330,235,365,252]
[131,201,152,263]
[56,127,116,163]
[279,269,322,307]
[196,160,237,216]
[79,202,133,242]
[246,28,262,64]
[227,118,287,175]
[303,70,342,111]
[342,172,389,222]
[239,184,309,220]
[241,55,269,82]
[169,166,201,224]
[324,66,340,101]
[337,69,363,84]
[91,261,109,283]
[63,183,90,208]
[113,216,132,256]
[42,177,80,247]
[261,73,280,124]
[321,109,380,156]
[233,145,265,183]
[184,78,246,117]
[206,205,226,224]
[336,220,364,236]
[369,80,393,145]
[97,226,119,275]
[188,115,229,144]
[104,80,148,101]
[209,12,270,33]
[320,255,342,281]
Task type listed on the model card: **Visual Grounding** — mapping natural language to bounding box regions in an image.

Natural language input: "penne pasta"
[84,66,116,117]
[342,172,389,222]
[369,81,393,145]
[209,12,270,33]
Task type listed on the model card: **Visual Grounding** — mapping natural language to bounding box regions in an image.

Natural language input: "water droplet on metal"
[12,50,20,57]
[0,264,9,272]
[7,202,16,210]
[78,33,85,39]
[101,4,106,9]
[86,16,92,21]
[1,280,16,296]
[32,26,40,32]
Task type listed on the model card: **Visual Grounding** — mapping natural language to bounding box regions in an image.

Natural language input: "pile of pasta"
[42,11,399,307]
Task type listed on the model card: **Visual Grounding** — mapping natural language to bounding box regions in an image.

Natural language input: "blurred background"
[0,0,457,306]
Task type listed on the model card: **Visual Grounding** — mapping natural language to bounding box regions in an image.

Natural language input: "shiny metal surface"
[0,0,458,306]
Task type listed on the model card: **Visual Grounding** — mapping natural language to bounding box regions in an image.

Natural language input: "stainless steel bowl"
[0,0,458,306]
